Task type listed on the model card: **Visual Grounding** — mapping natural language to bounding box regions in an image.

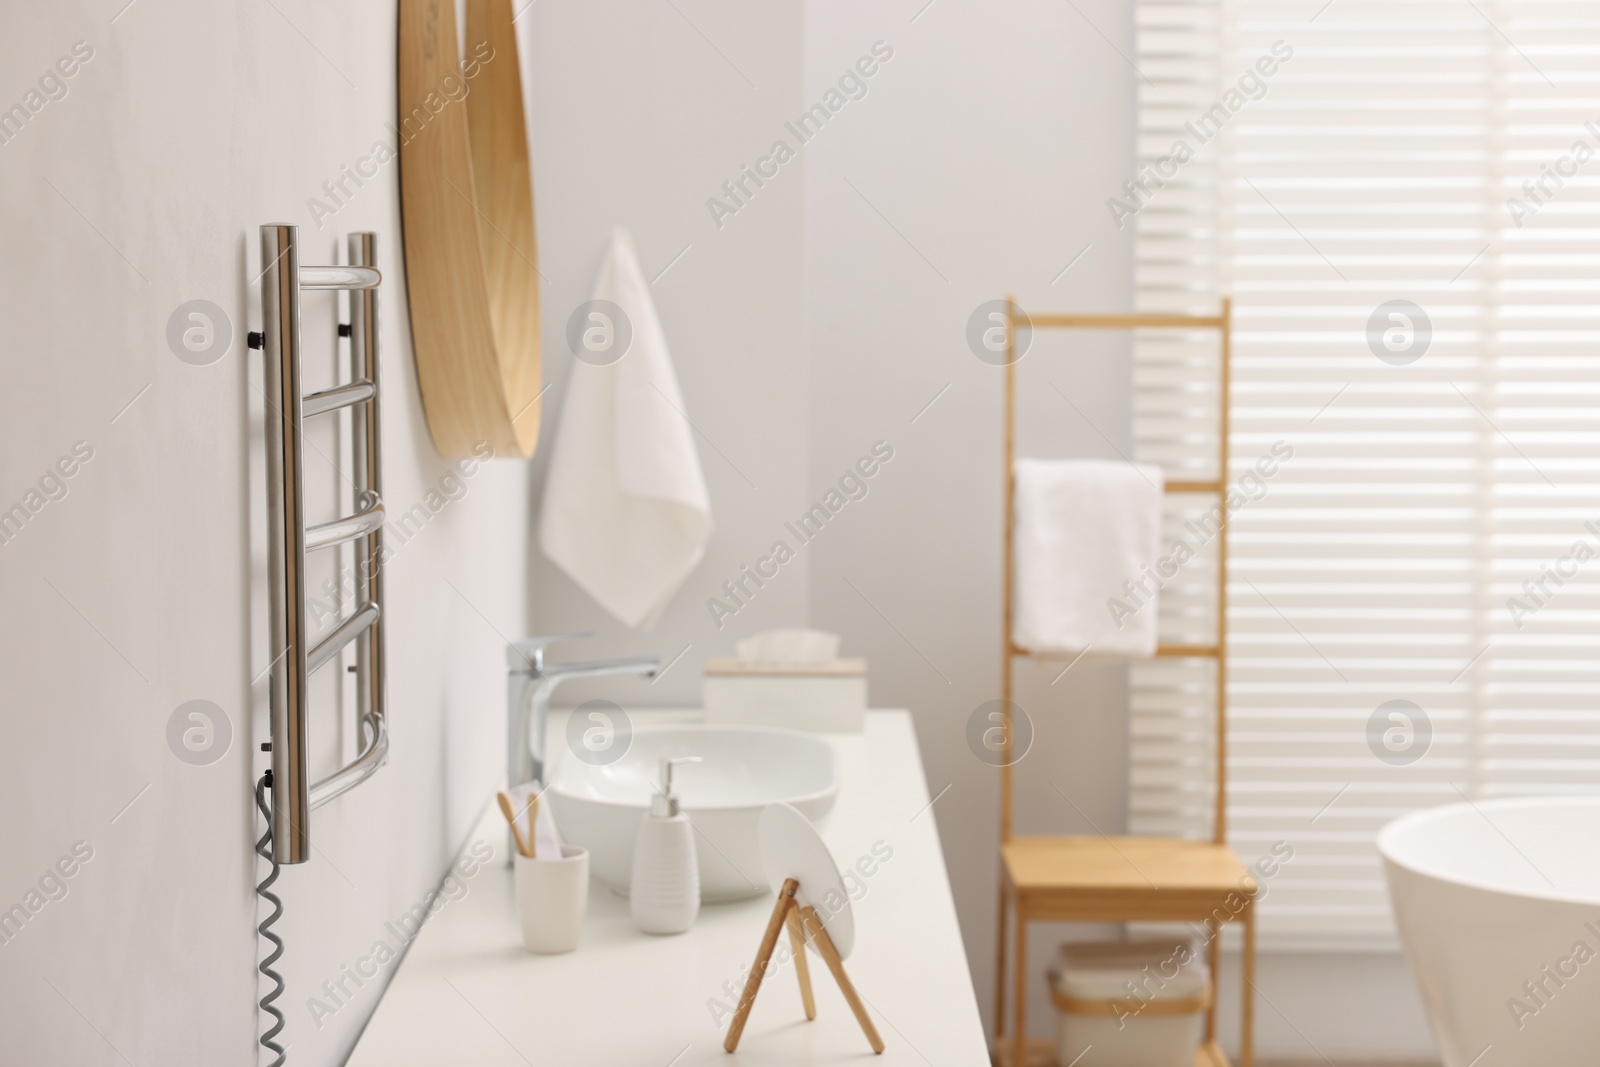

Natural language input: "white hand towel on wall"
[539,227,713,628]
[1012,458,1164,657]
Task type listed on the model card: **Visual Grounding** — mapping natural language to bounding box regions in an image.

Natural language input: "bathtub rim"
[1378,793,1600,908]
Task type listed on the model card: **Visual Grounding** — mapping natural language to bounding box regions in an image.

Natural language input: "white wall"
[800,0,1140,1046]
[799,2,1437,1061]
[515,0,1438,1060]
[517,0,812,700]
[522,0,1149,1047]
[0,3,527,1065]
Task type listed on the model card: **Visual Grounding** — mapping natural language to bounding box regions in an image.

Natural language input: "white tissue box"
[702,659,867,732]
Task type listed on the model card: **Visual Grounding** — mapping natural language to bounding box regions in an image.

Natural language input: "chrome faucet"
[506,632,659,791]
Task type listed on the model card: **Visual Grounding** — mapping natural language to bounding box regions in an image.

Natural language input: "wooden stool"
[997,836,1256,1067]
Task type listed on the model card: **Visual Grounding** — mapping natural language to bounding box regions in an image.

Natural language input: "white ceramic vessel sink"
[547,724,839,902]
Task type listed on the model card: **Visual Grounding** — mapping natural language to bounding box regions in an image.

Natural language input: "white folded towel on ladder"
[538,227,713,628]
[1012,458,1164,658]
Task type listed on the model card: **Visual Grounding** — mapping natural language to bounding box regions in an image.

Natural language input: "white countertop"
[347,710,987,1067]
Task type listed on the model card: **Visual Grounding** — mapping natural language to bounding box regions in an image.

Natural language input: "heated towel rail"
[258,225,389,864]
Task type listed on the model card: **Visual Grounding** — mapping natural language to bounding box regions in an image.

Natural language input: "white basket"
[1050,939,1210,1067]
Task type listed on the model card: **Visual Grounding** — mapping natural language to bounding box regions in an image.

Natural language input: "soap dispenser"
[630,756,702,935]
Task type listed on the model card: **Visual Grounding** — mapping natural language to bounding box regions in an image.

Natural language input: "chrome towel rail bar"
[303,380,376,418]
[259,224,389,864]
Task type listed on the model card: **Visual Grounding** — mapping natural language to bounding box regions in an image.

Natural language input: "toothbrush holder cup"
[514,845,589,954]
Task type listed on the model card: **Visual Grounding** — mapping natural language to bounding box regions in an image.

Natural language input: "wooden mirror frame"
[398,0,541,459]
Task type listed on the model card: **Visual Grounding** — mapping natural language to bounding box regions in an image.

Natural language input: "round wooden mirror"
[398,0,541,459]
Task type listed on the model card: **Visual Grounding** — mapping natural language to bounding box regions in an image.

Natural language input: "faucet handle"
[507,632,594,671]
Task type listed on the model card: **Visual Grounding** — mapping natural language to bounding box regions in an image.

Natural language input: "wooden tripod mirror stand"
[723,803,885,1055]
[722,877,884,1054]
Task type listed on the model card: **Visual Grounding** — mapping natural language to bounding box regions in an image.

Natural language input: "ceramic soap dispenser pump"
[630,756,702,935]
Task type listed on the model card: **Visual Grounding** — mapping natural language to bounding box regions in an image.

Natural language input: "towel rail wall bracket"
[260,224,389,864]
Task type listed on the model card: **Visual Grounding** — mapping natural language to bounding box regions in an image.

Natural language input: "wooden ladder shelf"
[994,300,1255,1067]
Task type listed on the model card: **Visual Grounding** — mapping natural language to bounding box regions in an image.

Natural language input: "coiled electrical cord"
[255,772,287,1067]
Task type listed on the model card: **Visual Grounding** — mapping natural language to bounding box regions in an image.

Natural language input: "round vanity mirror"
[758,801,855,959]
[398,0,542,459]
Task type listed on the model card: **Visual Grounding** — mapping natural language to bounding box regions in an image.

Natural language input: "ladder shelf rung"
[1156,643,1221,658]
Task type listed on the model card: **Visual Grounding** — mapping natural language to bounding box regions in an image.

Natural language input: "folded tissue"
[734,629,840,666]
[705,629,866,732]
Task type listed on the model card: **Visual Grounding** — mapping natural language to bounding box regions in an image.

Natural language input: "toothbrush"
[497,791,533,858]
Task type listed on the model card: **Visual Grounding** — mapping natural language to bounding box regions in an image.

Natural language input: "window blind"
[1130,0,1600,946]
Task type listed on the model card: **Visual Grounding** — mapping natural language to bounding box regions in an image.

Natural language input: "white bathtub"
[1379,796,1600,1065]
